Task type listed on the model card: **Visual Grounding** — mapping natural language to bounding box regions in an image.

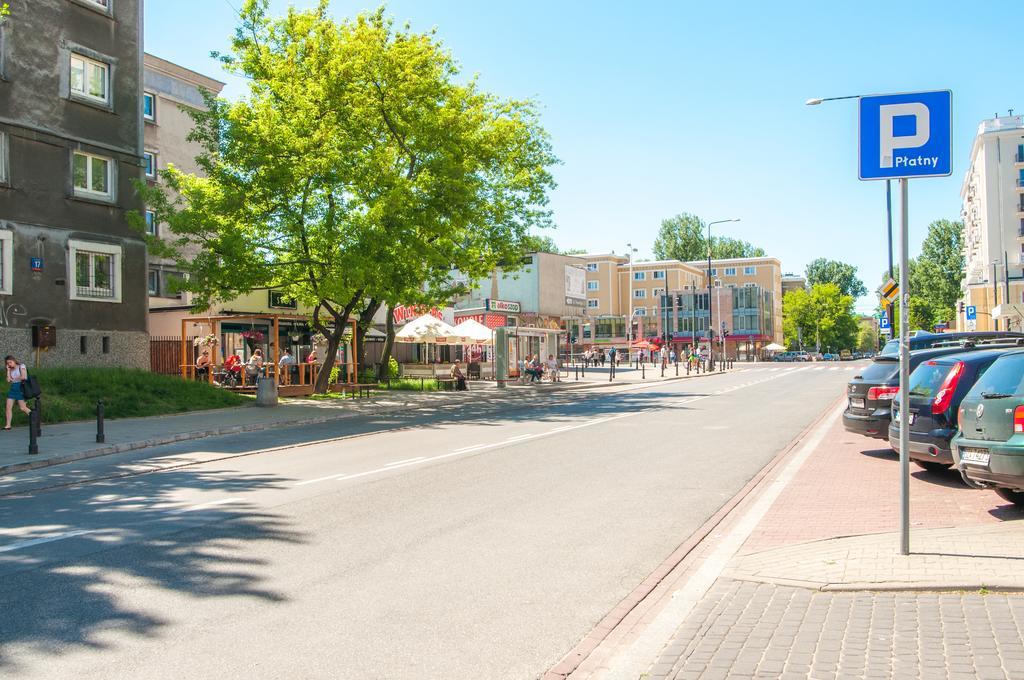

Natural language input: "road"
[0,363,859,679]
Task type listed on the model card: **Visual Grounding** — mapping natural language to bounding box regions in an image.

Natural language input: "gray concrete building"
[0,0,148,367]
[142,53,224,328]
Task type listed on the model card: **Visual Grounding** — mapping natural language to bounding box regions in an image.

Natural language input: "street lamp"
[706,218,740,370]
[626,242,638,351]
[714,278,725,368]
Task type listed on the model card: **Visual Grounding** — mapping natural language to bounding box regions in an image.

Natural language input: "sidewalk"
[0,363,725,476]
[646,404,1024,680]
[556,400,1024,680]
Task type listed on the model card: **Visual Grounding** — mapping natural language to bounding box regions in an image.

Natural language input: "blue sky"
[145,1,1024,313]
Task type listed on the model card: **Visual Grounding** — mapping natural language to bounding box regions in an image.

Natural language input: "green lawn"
[5,368,249,427]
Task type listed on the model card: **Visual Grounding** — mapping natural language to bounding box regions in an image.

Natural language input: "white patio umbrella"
[452,318,494,345]
[395,313,463,363]
[763,342,786,351]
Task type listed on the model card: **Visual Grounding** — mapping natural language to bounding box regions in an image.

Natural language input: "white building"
[959,114,1024,331]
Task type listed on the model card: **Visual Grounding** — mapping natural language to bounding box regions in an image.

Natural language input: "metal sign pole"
[898,177,911,555]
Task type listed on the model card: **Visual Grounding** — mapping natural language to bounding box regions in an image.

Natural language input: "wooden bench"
[329,382,374,398]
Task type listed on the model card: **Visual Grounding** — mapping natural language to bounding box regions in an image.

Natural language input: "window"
[72,151,112,199]
[144,151,157,179]
[653,288,665,298]
[143,92,156,122]
[744,266,756,275]
[724,267,737,276]
[69,239,122,302]
[586,263,598,272]
[0,230,12,295]
[145,210,158,236]
[633,271,646,281]
[0,131,7,185]
[653,270,666,279]
[710,268,717,276]
[634,289,646,298]
[744,282,757,288]
[82,0,111,9]
[147,270,159,296]
[70,53,110,104]
[587,280,599,291]
[634,308,647,316]
[587,299,598,308]
[714,280,722,287]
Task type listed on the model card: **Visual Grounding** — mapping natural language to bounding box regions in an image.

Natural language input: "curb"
[0,370,727,477]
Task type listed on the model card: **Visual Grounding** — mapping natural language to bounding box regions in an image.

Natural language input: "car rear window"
[880,340,899,357]
[968,354,1024,397]
[907,361,952,399]
[858,359,899,382]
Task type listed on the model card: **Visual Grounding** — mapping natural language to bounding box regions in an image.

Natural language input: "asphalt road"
[0,363,861,679]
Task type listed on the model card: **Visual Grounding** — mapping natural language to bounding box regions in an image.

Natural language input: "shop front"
[493,326,564,386]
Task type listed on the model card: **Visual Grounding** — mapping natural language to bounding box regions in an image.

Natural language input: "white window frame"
[725,267,737,276]
[68,239,122,303]
[587,280,599,291]
[633,289,646,298]
[0,230,12,296]
[587,299,599,308]
[72,150,114,200]
[744,266,756,275]
[145,209,158,236]
[653,288,665,298]
[586,263,598,272]
[143,92,156,122]
[710,268,717,276]
[634,308,647,316]
[70,52,111,105]
[652,270,666,279]
[0,131,8,185]
[144,150,157,179]
[632,271,646,281]
[75,0,112,12]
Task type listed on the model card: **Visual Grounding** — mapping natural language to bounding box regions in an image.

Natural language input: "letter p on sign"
[879,103,929,169]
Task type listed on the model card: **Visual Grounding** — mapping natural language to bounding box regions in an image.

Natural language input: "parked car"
[793,351,811,362]
[822,353,835,361]
[951,350,1024,506]
[840,350,853,360]
[878,331,1024,358]
[889,348,1015,472]
[844,344,1012,440]
[772,352,794,362]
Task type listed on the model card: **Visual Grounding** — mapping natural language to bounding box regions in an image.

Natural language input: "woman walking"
[4,355,32,430]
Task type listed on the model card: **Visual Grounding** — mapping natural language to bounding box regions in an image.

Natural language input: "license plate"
[960,447,991,466]
[850,398,865,409]
[894,410,916,425]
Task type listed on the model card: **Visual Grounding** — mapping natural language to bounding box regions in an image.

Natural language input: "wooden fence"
[151,336,195,375]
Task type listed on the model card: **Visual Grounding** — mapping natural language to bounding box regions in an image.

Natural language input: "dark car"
[878,331,1024,358]
[843,344,1011,440]
[888,348,1014,471]
[951,350,1024,506]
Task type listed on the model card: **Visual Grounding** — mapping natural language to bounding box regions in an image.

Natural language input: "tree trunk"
[355,298,381,378]
[377,303,397,382]
[313,329,345,394]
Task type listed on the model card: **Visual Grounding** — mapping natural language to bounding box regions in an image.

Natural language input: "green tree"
[910,219,964,325]
[136,1,556,392]
[857,323,878,353]
[783,283,859,351]
[522,234,561,254]
[805,258,867,299]
[653,213,764,261]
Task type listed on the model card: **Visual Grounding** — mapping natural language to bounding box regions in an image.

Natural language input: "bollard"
[421,377,424,391]
[675,361,679,376]
[96,400,105,443]
[28,403,39,455]
[575,365,579,381]
[686,360,690,375]
[641,363,645,379]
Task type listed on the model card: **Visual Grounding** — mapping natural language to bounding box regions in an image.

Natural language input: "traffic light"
[959,301,965,313]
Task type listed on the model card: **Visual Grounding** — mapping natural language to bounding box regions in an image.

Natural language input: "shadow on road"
[0,467,301,671]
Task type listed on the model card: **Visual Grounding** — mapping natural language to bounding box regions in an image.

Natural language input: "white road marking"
[167,497,241,514]
[384,457,424,467]
[600,402,844,679]
[0,529,96,553]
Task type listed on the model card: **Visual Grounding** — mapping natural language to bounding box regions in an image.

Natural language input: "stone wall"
[0,327,148,369]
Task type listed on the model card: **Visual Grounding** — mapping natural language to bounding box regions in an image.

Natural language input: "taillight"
[1014,406,1024,434]
[867,386,899,401]
[932,361,965,414]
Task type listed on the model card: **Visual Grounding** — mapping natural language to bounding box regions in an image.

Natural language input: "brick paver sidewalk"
[644,407,1024,679]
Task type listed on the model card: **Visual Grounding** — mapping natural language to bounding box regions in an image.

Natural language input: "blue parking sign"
[966,305,977,321]
[879,314,890,329]
[859,91,951,180]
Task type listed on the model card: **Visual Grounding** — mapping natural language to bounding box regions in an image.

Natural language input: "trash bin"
[256,376,278,406]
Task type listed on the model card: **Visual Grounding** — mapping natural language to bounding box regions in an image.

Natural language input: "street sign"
[966,305,977,321]
[879,313,890,330]
[967,319,977,331]
[877,278,899,305]
[859,90,951,180]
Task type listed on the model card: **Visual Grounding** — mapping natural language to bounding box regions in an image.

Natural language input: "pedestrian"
[545,354,559,382]
[599,349,605,367]
[245,348,265,382]
[4,355,32,430]
[450,359,468,391]
[529,355,543,382]
[669,348,677,364]
[608,346,617,367]
[278,348,295,385]
[195,349,212,382]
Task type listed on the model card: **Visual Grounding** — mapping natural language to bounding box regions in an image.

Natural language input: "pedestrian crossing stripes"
[740,365,856,373]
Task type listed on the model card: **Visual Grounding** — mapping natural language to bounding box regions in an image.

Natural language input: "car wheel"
[914,461,951,473]
[994,487,1024,507]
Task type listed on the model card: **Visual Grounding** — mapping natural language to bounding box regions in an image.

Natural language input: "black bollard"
[661,363,665,377]
[96,400,106,443]
[28,404,39,455]
[420,377,424,391]
[33,397,42,436]
[641,363,645,379]
[575,365,579,381]
[675,361,679,376]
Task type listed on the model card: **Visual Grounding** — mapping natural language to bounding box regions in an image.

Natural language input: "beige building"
[958,114,1024,332]
[684,256,784,344]
[782,274,807,298]
[142,54,225,319]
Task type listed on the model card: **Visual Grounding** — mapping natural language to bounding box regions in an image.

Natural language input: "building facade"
[958,114,1024,332]
[142,53,224,327]
[0,0,148,367]
[781,274,807,298]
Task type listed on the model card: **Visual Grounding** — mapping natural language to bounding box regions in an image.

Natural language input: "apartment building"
[782,274,807,298]
[658,284,777,359]
[143,54,225,333]
[683,256,784,344]
[0,0,148,367]
[959,114,1024,331]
